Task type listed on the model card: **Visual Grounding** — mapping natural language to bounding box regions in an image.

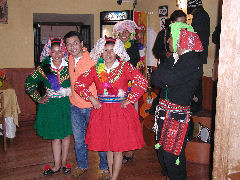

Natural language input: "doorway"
[33,13,94,67]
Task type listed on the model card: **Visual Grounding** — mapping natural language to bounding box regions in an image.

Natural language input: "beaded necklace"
[96,58,111,95]
[96,58,125,95]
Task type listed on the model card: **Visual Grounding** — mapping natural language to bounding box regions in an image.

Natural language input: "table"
[0,81,21,138]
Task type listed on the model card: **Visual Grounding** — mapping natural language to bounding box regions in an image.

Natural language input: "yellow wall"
[136,0,220,77]
[0,0,220,77]
[0,0,132,68]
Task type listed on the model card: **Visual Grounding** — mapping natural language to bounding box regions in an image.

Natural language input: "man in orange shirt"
[64,31,109,179]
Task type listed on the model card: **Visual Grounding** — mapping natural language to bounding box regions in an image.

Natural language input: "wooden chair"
[0,92,7,152]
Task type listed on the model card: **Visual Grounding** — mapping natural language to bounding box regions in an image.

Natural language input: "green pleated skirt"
[34,96,72,139]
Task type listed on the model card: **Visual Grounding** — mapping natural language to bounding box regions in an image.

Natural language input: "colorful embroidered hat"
[113,20,139,40]
[90,36,130,62]
[40,38,68,62]
[170,22,203,53]
[178,28,203,52]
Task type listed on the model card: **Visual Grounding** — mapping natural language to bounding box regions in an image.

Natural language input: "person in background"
[74,36,147,180]
[63,31,109,179]
[113,20,145,164]
[113,20,145,70]
[152,18,171,65]
[188,0,210,115]
[146,10,187,116]
[151,22,203,180]
[25,38,72,176]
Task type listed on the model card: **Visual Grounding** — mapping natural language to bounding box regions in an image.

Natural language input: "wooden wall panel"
[5,68,36,120]
[202,76,214,112]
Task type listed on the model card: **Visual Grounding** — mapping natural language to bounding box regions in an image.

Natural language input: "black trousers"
[158,143,187,180]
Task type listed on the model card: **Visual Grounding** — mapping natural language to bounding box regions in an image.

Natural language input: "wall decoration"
[158,5,168,17]
[0,0,8,24]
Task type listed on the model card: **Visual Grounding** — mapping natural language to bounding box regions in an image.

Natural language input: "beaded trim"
[50,66,70,84]
[98,94,127,103]
[127,91,140,104]
[131,75,148,91]
[37,66,47,79]
[153,99,191,136]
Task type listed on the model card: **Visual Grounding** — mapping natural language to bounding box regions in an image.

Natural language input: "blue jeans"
[71,104,108,170]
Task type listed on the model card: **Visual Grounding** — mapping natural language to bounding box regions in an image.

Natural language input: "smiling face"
[102,43,117,67]
[118,29,131,43]
[50,45,63,63]
[65,36,83,58]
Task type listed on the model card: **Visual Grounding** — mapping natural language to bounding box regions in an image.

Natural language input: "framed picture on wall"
[0,0,8,24]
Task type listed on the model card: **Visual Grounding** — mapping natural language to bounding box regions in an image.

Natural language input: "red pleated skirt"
[85,103,145,152]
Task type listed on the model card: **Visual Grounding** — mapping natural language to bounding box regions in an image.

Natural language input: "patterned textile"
[74,60,147,152]
[170,22,203,53]
[179,28,203,52]
[98,94,127,103]
[75,61,147,104]
[154,99,190,156]
[25,57,70,102]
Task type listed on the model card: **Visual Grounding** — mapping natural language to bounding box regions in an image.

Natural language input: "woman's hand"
[89,96,102,109]
[38,95,49,104]
[121,100,130,108]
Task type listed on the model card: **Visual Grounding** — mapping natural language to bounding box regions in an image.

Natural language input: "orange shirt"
[68,48,97,108]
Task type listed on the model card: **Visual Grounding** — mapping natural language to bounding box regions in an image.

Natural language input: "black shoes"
[43,166,61,176]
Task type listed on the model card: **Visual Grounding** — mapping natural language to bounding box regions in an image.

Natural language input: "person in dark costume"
[152,18,171,65]
[146,10,187,116]
[188,0,210,114]
[151,22,203,180]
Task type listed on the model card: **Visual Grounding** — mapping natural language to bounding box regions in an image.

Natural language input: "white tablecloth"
[0,116,16,138]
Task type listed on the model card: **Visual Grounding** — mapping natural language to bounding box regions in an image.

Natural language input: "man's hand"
[193,95,198,102]
[38,95,49,104]
[89,96,102,109]
[121,100,130,108]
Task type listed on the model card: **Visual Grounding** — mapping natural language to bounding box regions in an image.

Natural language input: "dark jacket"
[192,6,210,64]
[152,28,170,64]
[151,51,203,106]
[126,41,140,68]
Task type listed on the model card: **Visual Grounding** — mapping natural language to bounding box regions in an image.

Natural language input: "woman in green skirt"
[25,38,72,176]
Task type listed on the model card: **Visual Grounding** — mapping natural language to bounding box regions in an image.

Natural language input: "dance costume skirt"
[85,95,144,152]
[35,96,72,140]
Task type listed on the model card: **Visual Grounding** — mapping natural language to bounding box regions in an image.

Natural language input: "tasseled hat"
[40,38,68,62]
[113,20,139,40]
[90,36,130,62]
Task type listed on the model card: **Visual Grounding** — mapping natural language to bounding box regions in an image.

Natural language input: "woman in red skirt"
[74,36,147,180]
